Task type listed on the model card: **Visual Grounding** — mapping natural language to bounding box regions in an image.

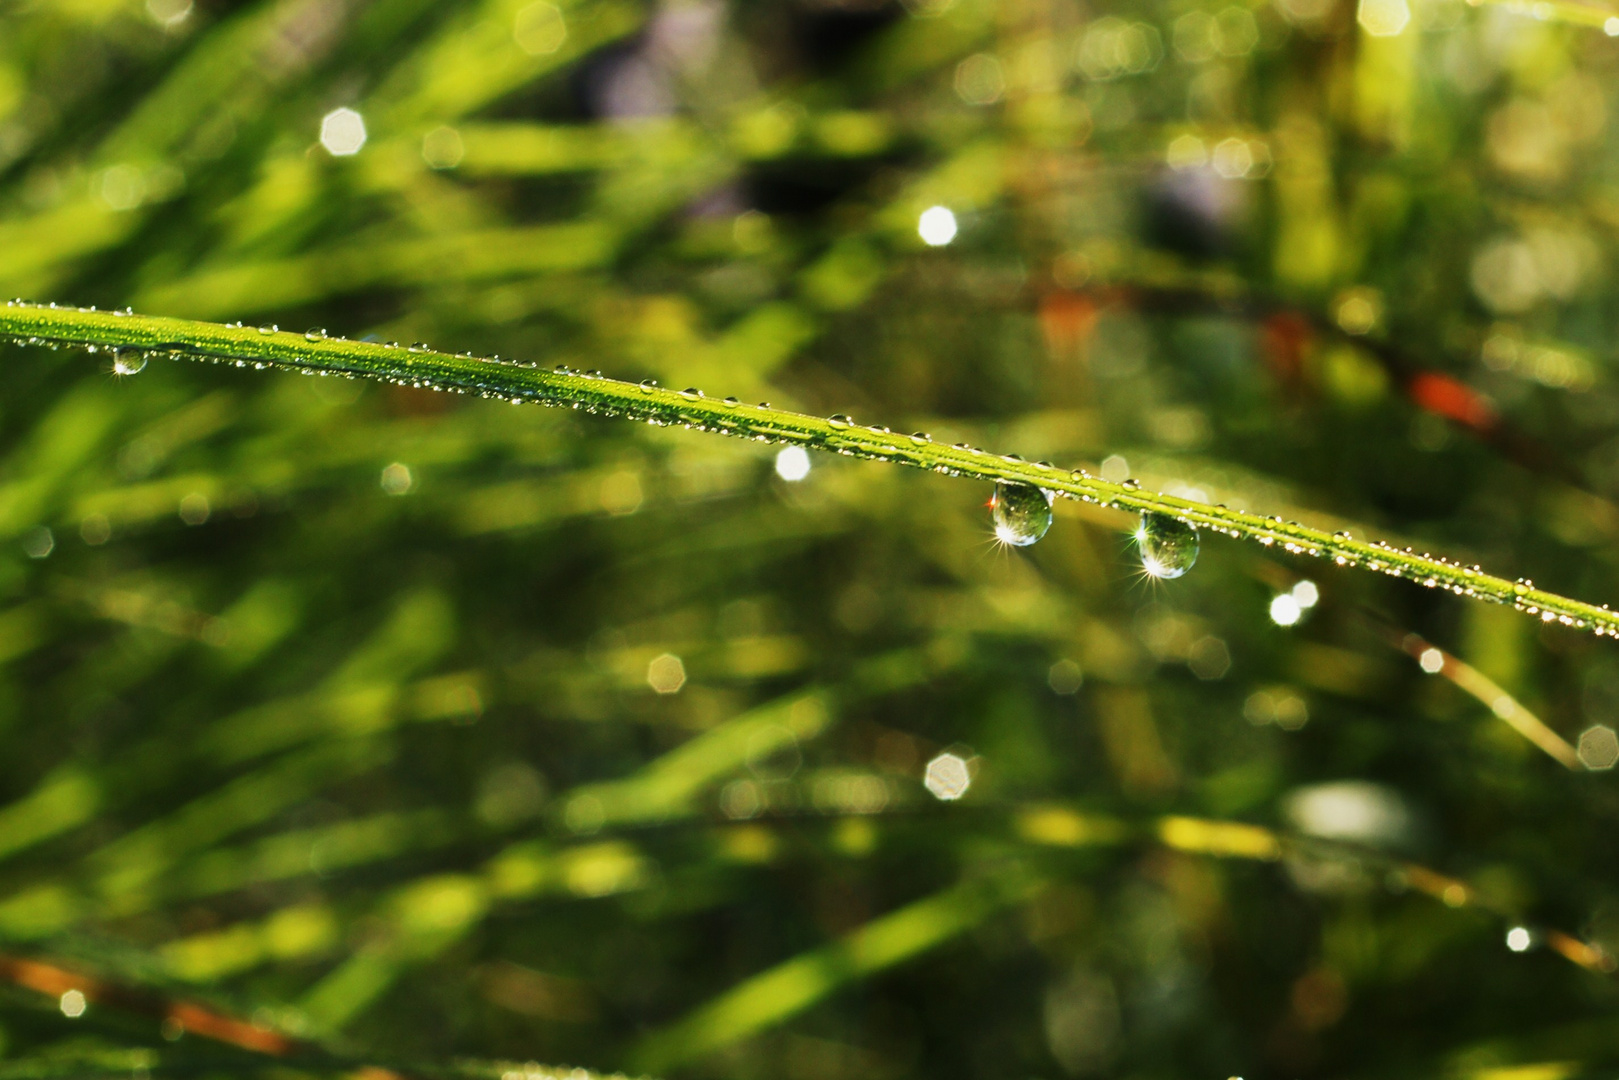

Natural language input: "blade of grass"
[1,300,1615,638]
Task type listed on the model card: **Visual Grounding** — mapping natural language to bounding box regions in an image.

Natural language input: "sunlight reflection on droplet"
[918,205,958,247]
[992,482,1053,547]
[1418,648,1444,674]
[112,349,147,375]
[1506,926,1533,952]
[924,752,971,800]
[1136,513,1199,579]
[320,108,367,156]
[1293,579,1319,608]
[59,990,86,1018]
[775,446,811,481]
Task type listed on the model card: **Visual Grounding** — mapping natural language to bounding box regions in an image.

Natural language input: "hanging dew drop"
[1136,512,1199,579]
[112,349,146,376]
[991,482,1053,547]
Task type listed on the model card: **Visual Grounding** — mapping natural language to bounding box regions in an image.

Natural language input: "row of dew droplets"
[10,298,1609,634]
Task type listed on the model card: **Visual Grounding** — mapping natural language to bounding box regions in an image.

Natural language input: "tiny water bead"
[991,482,1053,547]
[1137,512,1199,579]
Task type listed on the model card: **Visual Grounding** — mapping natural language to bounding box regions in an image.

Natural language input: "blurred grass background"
[2,0,1619,1077]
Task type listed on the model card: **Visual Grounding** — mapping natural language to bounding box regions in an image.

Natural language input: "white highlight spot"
[1606,15,1619,33]
[918,205,958,247]
[1506,926,1532,952]
[1292,579,1319,608]
[320,108,367,156]
[1418,647,1444,674]
[775,446,811,481]
[59,990,86,1018]
[924,752,972,800]
[1269,593,1302,627]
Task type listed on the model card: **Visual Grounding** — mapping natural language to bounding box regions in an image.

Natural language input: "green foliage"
[1,1,1619,1079]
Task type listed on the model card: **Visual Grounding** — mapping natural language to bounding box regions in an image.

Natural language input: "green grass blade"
[1,299,1613,641]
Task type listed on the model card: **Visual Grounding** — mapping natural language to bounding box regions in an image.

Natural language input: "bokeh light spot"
[918,206,958,246]
[319,108,367,156]
[1579,724,1619,770]
[775,446,811,481]
[924,753,972,800]
[647,653,686,694]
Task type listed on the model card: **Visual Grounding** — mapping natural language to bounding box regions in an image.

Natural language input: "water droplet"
[992,482,1053,547]
[112,349,146,376]
[304,328,326,341]
[828,414,853,429]
[722,396,739,406]
[1137,512,1199,579]
[680,387,702,400]
[911,432,931,444]
[257,325,278,335]
[639,379,658,393]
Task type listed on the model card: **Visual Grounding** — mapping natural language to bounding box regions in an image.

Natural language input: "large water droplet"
[992,482,1053,547]
[1137,512,1199,579]
[112,349,146,376]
